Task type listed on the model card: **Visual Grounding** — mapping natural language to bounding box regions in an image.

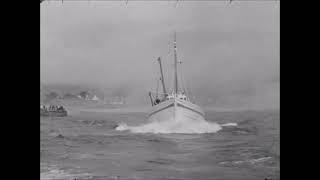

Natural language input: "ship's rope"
[185,73,195,102]
[179,64,196,102]
[156,78,160,98]
[179,61,186,94]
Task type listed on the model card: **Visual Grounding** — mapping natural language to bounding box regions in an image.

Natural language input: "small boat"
[148,33,205,123]
[40,105,68,117]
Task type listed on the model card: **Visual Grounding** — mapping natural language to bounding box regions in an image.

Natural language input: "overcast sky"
[40,1,279,109]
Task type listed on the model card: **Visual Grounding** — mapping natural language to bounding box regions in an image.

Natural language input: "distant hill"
[40,83,133,105]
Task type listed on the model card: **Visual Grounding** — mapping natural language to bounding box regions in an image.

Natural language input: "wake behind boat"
[148,33,206,123]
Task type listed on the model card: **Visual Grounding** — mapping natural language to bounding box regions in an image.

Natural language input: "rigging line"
[182,73,189,96]
[178,58,192,99]
[179,61,186,94]
[180,64,195,103]
[156,78,160,98]
[185,76,194,102]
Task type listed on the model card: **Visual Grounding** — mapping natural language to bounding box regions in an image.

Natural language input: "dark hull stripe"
[149,103,174,117]
[176,103,205,117]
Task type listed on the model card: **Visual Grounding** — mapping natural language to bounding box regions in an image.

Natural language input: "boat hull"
[148,98,205,122]
[40,110,68,117]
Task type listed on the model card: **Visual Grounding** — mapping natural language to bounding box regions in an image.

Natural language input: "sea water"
[40,108,279,180]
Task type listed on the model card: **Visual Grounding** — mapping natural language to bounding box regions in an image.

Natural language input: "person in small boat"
[50,105,57,111]
[58,106,64,111]
[154,98,160,105]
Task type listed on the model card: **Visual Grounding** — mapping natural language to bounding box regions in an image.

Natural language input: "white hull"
[147,33,206,125]
[148,98,205,122]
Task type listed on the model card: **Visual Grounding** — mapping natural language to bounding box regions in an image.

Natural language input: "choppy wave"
[115,116,223,134]
[219,156,272,166]
[40,166,91,180]
[220,123,238,127]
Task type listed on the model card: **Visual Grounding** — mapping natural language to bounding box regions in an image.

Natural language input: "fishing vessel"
[148,33,205,122]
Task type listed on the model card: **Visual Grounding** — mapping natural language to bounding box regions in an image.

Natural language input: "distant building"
[92,95,99,101]
[79,91,90,100]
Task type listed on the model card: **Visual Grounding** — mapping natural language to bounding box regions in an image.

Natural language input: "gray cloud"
[41,1,279,108]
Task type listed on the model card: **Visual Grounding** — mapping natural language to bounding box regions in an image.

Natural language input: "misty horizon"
[40,1,279,109]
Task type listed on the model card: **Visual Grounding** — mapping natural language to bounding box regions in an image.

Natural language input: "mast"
[157,57,167,97]
[174,32,178,95]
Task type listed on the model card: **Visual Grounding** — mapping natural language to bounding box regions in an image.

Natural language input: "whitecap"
[220,123,238,127]
[115,117,222,134]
